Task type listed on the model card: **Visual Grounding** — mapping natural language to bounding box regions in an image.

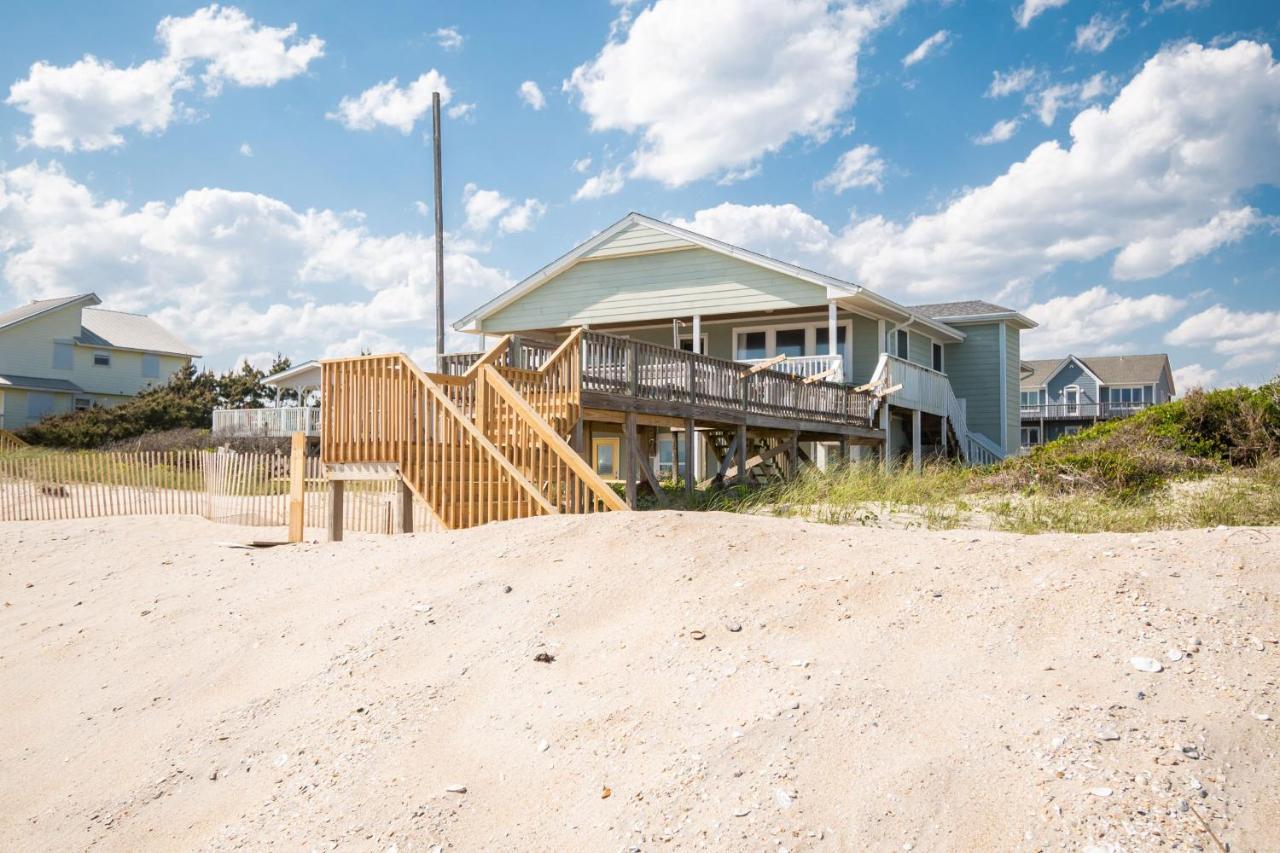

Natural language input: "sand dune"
[1,513,1276,851]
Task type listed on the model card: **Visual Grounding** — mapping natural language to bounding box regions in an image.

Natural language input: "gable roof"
[1022,354,1173,391]
[0,293,100,331]
[910,300,1038,330]
[78,308,200,357]
[453,212,967,342]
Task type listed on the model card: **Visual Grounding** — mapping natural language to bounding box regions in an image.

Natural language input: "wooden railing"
[212,406,322,437]
[740,353,844,383]
[321,344,624,529]
[322,354,557,529]
[579,331,871,426]
[439,336,560,376]
[0,428,27,451]
[1020,401,1153,420]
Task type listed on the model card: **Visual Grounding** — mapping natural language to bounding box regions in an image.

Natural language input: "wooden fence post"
[288,431,306,542]
[328,479,344,542]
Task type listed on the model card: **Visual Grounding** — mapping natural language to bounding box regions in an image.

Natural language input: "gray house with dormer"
[1019,353,1176,447]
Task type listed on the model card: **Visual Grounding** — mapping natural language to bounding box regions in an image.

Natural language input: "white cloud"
[0,161,512,369]
[5,5,323,152]
[499,199,548,234]
[1151,0,1212,11]
[974,118,1020,145]
[817,144,886,193]
[156,4,324,94]
[571,156,593,173]
[446,102,475,121]
[1172,363,1218,391]
[518,80,546,110]
[1028,73,1112,125]
[1165,305,1280,373]
[672,42,1280,303]
[1021,286,1187,357]
[986,66,1037,98]
[328,70,451,133]
[902,30,950,68]
[433,26,464,51]
[5,57,188,152]
[572,165,626,201]
[1014,0,1069,28]
[238,142,253,157]
[566,0,904,187]
[1074,13,1126,54]
[460,183,545,233]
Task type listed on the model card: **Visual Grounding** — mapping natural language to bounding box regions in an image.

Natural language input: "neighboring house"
[451,213,1037,472]
[211,360,323,439]
[1019,353,1176,448]
[0,293,199,431]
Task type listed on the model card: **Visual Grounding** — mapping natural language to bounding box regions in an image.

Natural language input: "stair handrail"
[480,365,628,513]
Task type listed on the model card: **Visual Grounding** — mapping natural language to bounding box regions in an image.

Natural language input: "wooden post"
[838,436,848,467]
[671,428,680,486]
[880,403,891,471]
[684,416,696,500]
[288,431,306,542]
[398,479,414,534]
[788,431,799,478]
[911,409,923,473]
[624,412,638,509]
[327,479,344,542]
[735,423,747,485]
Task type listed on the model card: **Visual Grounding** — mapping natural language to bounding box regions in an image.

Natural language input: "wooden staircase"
[704,429,786,486]
[0,429,27,452]
[321,331,626,530]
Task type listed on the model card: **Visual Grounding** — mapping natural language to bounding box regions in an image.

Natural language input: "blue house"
[1019,353,1176,448]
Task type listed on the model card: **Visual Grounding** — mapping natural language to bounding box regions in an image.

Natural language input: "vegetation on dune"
[18,356,295,450]
[708,378,1280,533]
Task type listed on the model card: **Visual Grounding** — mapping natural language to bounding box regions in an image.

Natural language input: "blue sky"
[0,0,1277,389]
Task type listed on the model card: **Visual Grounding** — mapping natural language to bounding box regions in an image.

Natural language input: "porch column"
[911,409,922,473]
[684,416,696,500]
[691,314,701,354]
[736,423,747,484]
[827,301,838,356]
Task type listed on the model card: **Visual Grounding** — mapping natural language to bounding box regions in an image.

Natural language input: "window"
[677,335,707,354]
[93,352,111,367]
[53,342,73,370]
[74,397,92,412]
[895,329,909,359]
[142,354,160,378]
[735,331,767,361]
[656,433,689,479]
[774,328,807,358]
[1021,427,1040,447]
[1020,390,1042,409]
[1107,386,1149,408]
[1063,425,1082,437]
[592,437,620,479]
[932,342,944,372]
[813,326,847,356]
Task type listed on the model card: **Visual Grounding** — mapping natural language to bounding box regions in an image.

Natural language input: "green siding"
[943,323,1002,449]
[481,247,828,332]
[1004,323,1020,453]
[582,222,695,259]
[907,331,932,368]
[848,314,880,385]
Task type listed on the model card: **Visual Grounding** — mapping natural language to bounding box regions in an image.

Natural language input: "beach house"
[0,293,199,432]
[1019,353,1176,448]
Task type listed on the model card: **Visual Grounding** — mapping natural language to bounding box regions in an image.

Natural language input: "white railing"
[869,353,1004,466]
[870,353,947,415]
[739,354,844,383]
[211,406,322,437]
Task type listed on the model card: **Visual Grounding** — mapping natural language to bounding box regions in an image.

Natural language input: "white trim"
[921,310,1038,330]
[0,293,100,332]
[998,321,1008,453]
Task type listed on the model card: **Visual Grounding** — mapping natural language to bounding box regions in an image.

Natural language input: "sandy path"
[0,513,1276,851]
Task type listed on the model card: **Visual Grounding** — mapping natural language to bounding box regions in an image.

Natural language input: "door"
[1064,387,1079,416]
[592,437,620,479]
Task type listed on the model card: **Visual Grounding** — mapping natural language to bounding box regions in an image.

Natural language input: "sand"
[1,512,1276,851]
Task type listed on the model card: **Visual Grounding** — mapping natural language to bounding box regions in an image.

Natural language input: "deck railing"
[439,336,560,376]
[1021,401,1153,420]
[212,406,322,437]
[579,330,871,427]
[740,354,844,383]
[873,354,948,416]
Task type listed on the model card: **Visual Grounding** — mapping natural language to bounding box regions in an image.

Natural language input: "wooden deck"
[321,328,881,531]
